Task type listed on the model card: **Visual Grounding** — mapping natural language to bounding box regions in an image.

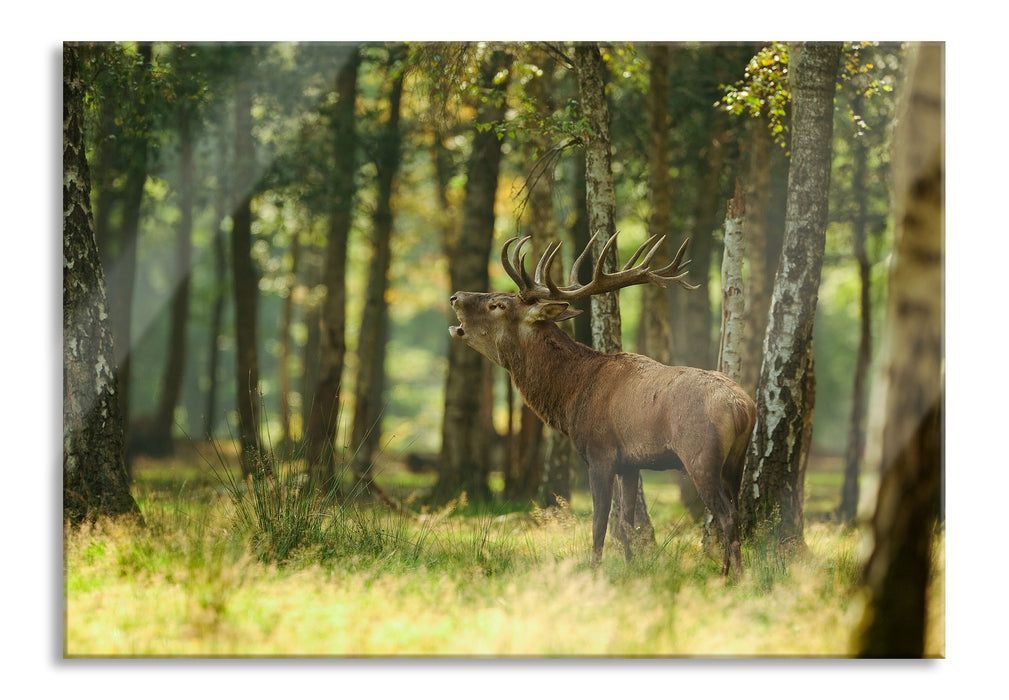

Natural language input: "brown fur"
[449,291,756,577]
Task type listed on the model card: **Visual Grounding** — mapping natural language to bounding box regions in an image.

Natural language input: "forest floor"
[63,441,944,657]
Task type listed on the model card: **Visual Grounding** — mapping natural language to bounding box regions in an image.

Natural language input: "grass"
[63,443,944,657]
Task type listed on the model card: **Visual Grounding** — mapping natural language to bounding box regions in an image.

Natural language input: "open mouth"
[448,295,466,338]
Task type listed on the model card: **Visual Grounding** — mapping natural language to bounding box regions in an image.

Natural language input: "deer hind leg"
[588,462,615,568]
[689,453,743,579]
[721,433,750,511]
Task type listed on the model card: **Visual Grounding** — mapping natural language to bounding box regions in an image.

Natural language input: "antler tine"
[501,237,525,289]
[649,237,700,290]
[541,242,570,297]
[515,237,539,290]
[622,234,664,271]
[592,231,621,282]
[568,230,601,287]
[502,236,537,293]
[533,240,563,285]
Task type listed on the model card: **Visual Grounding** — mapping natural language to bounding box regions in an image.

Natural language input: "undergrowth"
[63,440,944,657]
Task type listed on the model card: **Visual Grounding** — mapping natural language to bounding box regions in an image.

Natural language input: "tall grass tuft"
[204,433,350,564]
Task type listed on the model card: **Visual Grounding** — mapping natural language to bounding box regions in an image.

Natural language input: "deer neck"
[502,322,601,434]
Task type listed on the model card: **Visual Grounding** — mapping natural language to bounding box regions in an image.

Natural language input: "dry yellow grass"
[64,501,944,657]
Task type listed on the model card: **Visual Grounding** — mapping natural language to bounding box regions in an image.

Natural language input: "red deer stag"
[448,232,756,577]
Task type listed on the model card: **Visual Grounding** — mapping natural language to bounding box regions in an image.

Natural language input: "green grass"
[64,444,944,657]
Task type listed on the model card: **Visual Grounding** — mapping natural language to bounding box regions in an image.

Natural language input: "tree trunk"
[231,74,266,479]
[718,181,747,383]
[837,90,873,524]
[741,114,773,398]
[63,43,141,524]
[277,228,300,451]
[638,43,675,367]
[674,123,725,370]
[305,48,360,484]
[856,42,943,658]
[573,42,654,547]
[350,50,404,486]
[153,106,195,454]
[739,42,842,546]
[434,49,512,505]
[204,134,230,438]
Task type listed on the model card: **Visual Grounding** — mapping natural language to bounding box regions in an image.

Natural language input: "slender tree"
[739,42,842,546]
[741,114,774,398]
[63,43,141,524]
[673,121,725,370]
[718,181,747,383]
[435,48,512,504]
[152,100,196,453]
[277,223,300,450]
[204,127,231,438]
[573,42,654,547]
[856,42,943,658]
[350,47,406,485]
[638,42,675,367]
[305,47,361,484]
[231,58,267,479]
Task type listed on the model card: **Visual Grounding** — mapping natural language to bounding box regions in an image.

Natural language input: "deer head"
[449,231,697,366]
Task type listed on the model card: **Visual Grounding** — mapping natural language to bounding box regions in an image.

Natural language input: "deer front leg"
[617,470,638,563]
[588,462,615,568]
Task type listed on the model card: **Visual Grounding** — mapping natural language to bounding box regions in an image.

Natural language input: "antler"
[501,231,699,303]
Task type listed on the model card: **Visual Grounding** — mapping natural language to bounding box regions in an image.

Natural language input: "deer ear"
[531,301,583,323]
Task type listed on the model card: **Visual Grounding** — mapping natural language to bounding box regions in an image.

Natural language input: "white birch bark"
[718,183,747,384]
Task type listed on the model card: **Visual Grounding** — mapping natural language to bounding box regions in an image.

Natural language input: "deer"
[448,231,756,577]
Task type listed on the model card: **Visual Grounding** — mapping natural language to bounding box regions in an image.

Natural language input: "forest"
[62,40,944,660]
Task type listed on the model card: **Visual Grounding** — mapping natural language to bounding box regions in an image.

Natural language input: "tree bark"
[305,48,360,484]
[739,42,842,546]
[434,49,512,505]
[856,42,943,658]
[573,42,654,546]
[350,49,404,486]
[718,181,747,383]
[63,43,141,524]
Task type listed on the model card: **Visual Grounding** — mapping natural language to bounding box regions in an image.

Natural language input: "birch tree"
[739,42,842,546]
[63,43,141,524]
[718,182,747,383]
[573,42,654,547]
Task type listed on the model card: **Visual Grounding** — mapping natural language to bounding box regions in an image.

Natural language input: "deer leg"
[690,457,743,579]
[617,470,638,563]
[588,463,615,568]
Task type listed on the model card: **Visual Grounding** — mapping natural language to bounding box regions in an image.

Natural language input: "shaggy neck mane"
[502,322,602,433]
